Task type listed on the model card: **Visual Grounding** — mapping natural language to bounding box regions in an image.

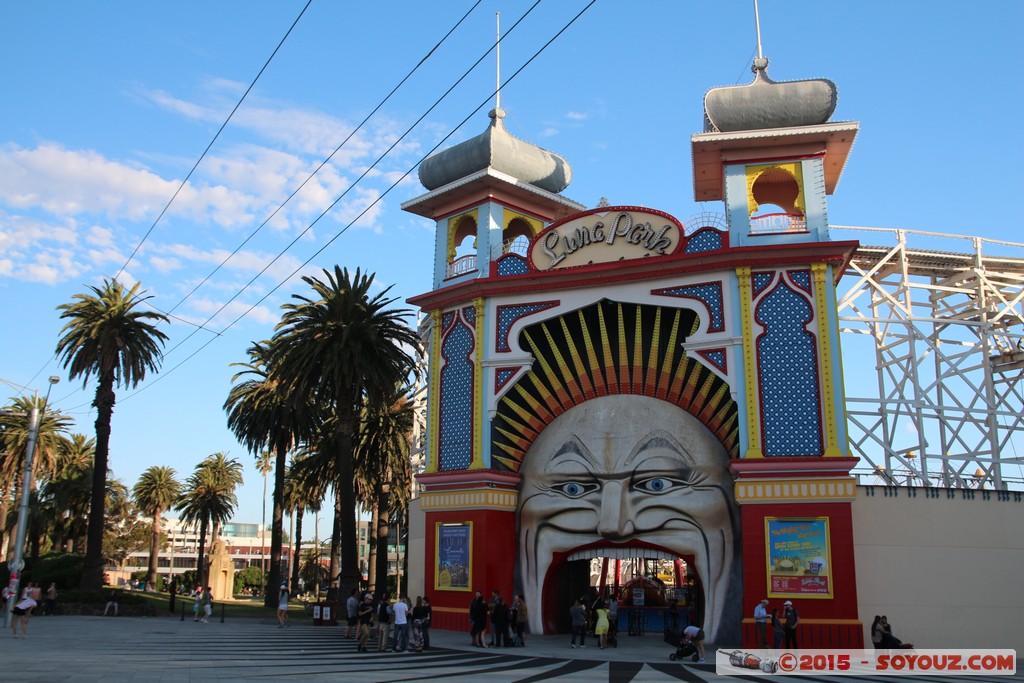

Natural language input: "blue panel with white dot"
[439,317,475,470]
[756,282,822,456]
[654,283,724,332]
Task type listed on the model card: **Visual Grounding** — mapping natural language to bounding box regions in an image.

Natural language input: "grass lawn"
[124,588,309,621]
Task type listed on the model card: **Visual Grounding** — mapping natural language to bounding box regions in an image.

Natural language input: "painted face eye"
[555,481,597,498]
[634,477,680,494]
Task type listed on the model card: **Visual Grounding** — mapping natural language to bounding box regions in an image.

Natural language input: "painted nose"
[597,480,634,540]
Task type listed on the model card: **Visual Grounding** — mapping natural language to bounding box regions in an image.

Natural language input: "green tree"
[175,460,237,589]
[269,267,417,598]
[0,395,73,560]
[38,434,94,553]
[132,466,181,590]
[195,452,242,545]
[224,340,312,608]
[355,386,415,600]
[283,451,324,596]
[54,279,168,589]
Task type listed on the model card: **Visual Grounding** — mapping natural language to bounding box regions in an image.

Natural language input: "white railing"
[446,254,477,278]
[749,213,806,235]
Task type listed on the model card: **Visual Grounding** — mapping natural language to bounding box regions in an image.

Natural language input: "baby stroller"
[668,631,699,662]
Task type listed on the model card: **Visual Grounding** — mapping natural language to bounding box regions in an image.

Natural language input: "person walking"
[10,594,37,639]
[192,586,202,622]
[754,598,769,648]
[421,596,433,651]
[44,583,58,616]
[771,608,785,649]
[783,600,800,649]
[345,588,359,639]
[277,583,290,628]
[201,585,213,623]
[356,594,374,652]
[392,594,410,652]
[569,598,587,648]
[376,595,392,652]
[594,599,610,649]
[469,591,487,647]
[103,589,119,616]
[511,595,528,647]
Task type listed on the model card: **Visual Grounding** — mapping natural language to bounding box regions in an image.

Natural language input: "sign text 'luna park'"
[529,208,681,271]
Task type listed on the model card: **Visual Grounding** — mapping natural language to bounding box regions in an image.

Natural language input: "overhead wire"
[112,0,314,284]
[163,0,485,319]
[159,0,540,361]
[113,0,597,405]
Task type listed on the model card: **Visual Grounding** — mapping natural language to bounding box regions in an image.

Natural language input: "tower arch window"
[501,210,542,258]
[745,162,807,235]
[447,212,478,278]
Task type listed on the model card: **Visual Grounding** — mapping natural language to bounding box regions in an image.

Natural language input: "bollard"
[180,606,185,622]
[220,603,225,623]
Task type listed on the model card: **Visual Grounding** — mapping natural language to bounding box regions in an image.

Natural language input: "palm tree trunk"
[80,377,115,589]
[146,507,162,589]
[196,516,209,590]
[373,482,390,600]
[263,441,287,609]
[290,506,304,594]
[336,395,360,597]
[327,485,342,601]
[366,495,379,596]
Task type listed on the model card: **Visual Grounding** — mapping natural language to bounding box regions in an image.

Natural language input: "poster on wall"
[435,522,472,591]
[766,517,833,598]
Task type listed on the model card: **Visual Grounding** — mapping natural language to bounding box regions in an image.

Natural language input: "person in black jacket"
[469,591,488,647]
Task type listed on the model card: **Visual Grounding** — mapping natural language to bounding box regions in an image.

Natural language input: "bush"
[23,552,85,589]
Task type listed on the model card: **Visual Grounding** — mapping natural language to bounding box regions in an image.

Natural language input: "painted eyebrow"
[623,430,694,468]
[543,435,598,473]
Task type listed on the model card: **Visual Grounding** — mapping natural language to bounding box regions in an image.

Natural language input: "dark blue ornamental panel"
[755,280,823,456]
[438,314,475,470]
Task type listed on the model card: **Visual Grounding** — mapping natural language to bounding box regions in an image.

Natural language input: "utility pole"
[3,376,59,629]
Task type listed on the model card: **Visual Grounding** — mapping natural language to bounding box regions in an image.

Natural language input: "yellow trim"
[735,477,857,502]
[471,299,485,470]
[737,266,763,457]
[425,310,442,473]
[420,489,519,510]
[447,210,479,263]
[745,162,805,216]
[812,264,843,457]
[434,521,473,592]
[502,209,543,237]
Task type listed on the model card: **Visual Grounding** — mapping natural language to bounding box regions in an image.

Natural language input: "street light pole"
[3,376,59,629]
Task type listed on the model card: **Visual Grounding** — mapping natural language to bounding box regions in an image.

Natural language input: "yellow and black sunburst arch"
[491,298,740,472]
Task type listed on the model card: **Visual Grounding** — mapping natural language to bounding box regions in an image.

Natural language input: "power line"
[69,0,597,408]
[113,0,314,283]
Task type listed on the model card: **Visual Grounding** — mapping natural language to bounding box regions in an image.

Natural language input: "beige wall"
[406,499,425,601]
[852,486,1024,650]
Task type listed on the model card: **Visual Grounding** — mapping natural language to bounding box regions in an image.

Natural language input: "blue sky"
[2,1,1022,524]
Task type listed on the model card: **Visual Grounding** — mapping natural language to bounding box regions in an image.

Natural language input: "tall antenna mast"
[753,0,764,60]
[495,12,501,111]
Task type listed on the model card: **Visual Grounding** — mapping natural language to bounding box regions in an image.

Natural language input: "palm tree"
[224,340,312,608]
[133,466,181,590]
[283,452,325,596]
[175,460,238,590]
[269,266,418,597]
[196,452,243,545]
[39,433,94,552]
[256,450,272,589]
[0,395,74,560]
[54,279,169,589]
[356,386,415,599]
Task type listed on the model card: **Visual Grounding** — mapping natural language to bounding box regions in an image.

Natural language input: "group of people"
[345,589,432,653]
[191,585,214,623]
[567,594,619,650]
[753,598,801,649]
[871,615,910,649]
[468,589,529,648]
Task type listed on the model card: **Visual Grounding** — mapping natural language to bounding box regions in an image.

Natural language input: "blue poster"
[435,522,472,591]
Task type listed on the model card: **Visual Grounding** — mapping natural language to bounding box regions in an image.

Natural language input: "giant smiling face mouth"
[515,396,739,641]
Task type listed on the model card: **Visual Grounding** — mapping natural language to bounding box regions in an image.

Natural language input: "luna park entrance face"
[514,395,741,642]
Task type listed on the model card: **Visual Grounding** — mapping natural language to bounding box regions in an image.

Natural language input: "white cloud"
[566,111,588,121]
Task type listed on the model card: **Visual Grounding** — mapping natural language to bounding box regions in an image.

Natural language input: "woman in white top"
[11,595,37,639]
[277,584,290,628]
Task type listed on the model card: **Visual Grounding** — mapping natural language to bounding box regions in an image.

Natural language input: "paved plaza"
[2,613,1021,682]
